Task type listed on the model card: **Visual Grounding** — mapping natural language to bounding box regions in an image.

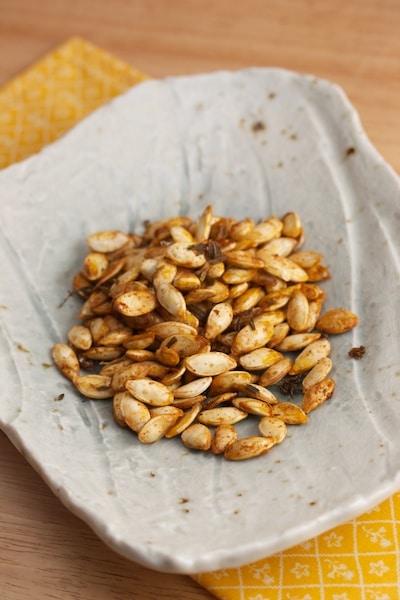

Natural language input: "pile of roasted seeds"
[52,207,359,460]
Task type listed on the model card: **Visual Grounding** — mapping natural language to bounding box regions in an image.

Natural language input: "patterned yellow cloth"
[1,37,399,600]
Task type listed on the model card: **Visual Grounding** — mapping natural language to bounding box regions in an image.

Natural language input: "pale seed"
[173,376,213,398]
[198,406,248,426]
[125,378,174,406]
[181,423,212,451]
[184,351,237,377]
[239,347,282,371]
[274,332,321,352]
[67,325,92,350]
[286,290,309,332]
[86,230,130,253]
[52,343,80,381]
[204,302,234,340]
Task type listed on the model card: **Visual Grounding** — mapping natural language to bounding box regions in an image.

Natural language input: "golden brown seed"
[198,407,248,426]
[86,230,130,253]
[173,376,213,399]
[83,252,109,281]
[211,424,238,454]
[195,204,213,241]
[224,436,275,460]
[290,338,331,374]
[150,406,184,418]
[123,331,156,349]
[173,269,201,291]
[112,392,129,427]
[302,378,335,413]
[138,413,180,444]
[125,348,155,362]
[258,357,293,386]
[52,343,80,381]
[74,374,113,399]
[99,328,133,346]
[289,250,324,268]
[274,332,321,352]
[181,423,212,451]
[271,402,308,424]
[206,261,225,279]
[282,211,302,238]
[165,402,203,438]
[113,289,157,317]
[258,237,297,257]
[222,267,257,285]
[231,320,274,356]
[171,395,206,409]
[169,225,195,244]
[201,392,237,409]
[229,217,255,240]
[232,397,272,416]
[267,322,290,348]
[239,347,282,371]
[119,393,151,432]
[239,382,279,404]
[286,290,309,332]
[209,370,254,395]
[184,351,237,377]
[258,416,287,444]
[261,255,308,283]
[302,357,333,391]
[225,250,265,270]
[149,321,198,339]
[83,346,124,361]
[232,286,265,314]
[125,378,174,406]
[316,308,359,334]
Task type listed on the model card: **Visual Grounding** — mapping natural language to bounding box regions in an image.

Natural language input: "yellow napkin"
[1,37,399,599]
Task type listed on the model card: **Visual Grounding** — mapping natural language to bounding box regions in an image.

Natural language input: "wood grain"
[0,1,399,598]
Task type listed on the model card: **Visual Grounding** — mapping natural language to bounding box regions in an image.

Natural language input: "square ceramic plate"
[1,68,400,574]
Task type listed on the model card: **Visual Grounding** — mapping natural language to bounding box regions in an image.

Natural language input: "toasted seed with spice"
[126,378,174,406]
[211,424,238,454]
[52,343,80,381]
[165,242,207,268]
[113,288,157,317]
[74,374,113,399]
[138,413,180,444]
[239,382,279,404]
[165,402,203,438]
[198,407,248,426]
[173,376,213,399]
[302,378,335,413]
[258,357,292,386]
[119,393,151,432]
[181,423,212,451]
[316,308,359,334]
[83,252,109,281]
[112,391,129,427]
[232,397,272,416]
[261,254,308,283]
[224,436,275,460]
[209,370,254,395]
[231,320,274,356]
[204,302,234,340]
[68,325,92,351]
[258,416,287,444]
[286,290,309,332]
[302,357,333,391]
[290,338,331,374]
[271,402,308,424]
[239,347,282,371]
[274,332,321,352]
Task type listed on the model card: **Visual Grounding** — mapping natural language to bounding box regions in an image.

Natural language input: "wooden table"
[1,2,399,598]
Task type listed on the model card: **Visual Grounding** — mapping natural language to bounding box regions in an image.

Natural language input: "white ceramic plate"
[1,68,400,574]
